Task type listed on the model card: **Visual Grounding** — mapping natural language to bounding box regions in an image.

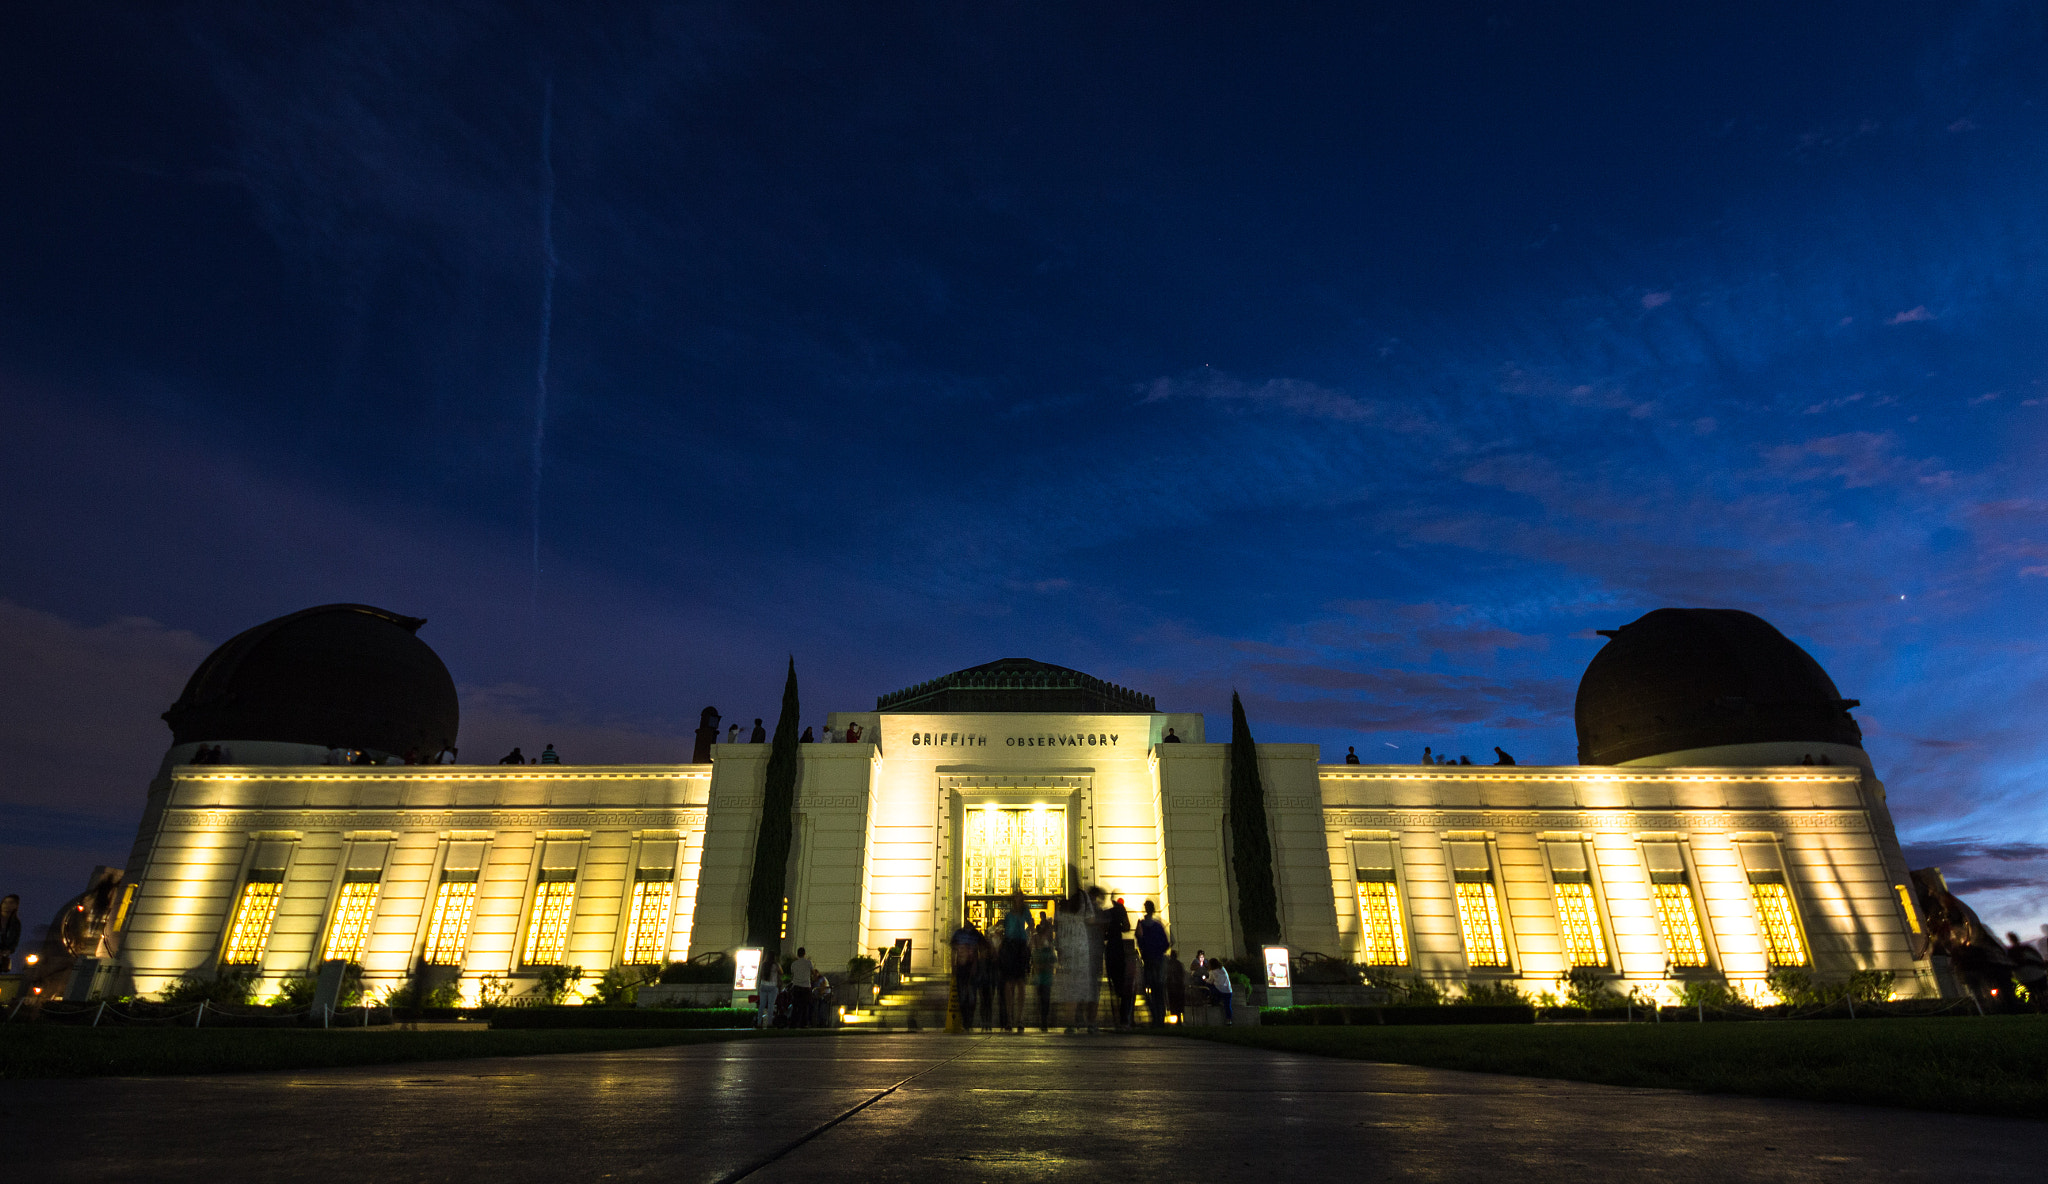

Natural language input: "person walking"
[756,956,780,1028]
[1053,896,1096,1032]
[1134,900,1170,1025]
[1030,913,1058,1031]
[950,918,984,1028]
[1101,894,1133,1029]
[1207,957,1235,1024]
[785,948,815,1028]
[1000,891,1032,1031]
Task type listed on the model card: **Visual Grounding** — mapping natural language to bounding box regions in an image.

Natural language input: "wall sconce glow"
[733,947,762,991]
[1263,945,1291,989]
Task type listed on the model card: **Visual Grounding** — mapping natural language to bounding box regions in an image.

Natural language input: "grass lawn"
[1183,1017,2048,1120]
[0,1025,840,1079]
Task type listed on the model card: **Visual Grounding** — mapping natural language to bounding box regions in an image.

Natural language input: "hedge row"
[1261,1004,1536,1026]
[489,1007,756,1030]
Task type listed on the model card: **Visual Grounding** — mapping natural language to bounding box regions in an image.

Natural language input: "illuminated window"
[1448,841,1509,969]
[963,804,1065,932]
[1545,842,1608,968]
[1351,840,1408,966]
[222,875,282,964]
[423,878,478,964]
[624,839,679,965]
[1895,884,1922,935]
[1738,841,1808,967]
[522,872,577,965]
[624,878,675,964]
[322,877,381,963]
[1642,842,1709,968]
[1749,879,1808,966]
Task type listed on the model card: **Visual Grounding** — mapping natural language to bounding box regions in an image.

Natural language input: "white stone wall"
[116,764,711,1000]
[1317,764,1934,999]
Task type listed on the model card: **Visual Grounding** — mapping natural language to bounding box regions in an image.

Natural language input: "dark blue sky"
[4,2,2046,934]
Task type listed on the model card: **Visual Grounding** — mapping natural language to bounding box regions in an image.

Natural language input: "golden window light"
[1552,882,1609,967]
[1653,882,1710,967]
[523,878,576,965]
[624,879,675,964]
[1355,880,1409,966]
[1454,882,1509,968]
[422,880,478,965]
[321,880,380,963]
[1749,880,1808,966]
[222,880,281,965]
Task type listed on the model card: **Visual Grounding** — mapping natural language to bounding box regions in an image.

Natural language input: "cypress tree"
[744,657,803,958]
[1227,691,1281,956]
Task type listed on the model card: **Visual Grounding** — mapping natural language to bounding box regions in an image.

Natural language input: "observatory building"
[100,603,1938,1003]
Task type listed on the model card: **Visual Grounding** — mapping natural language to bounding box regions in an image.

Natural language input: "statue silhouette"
[692,706,721,763]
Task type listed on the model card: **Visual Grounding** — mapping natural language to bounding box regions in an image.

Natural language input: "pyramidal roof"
[876,658,1156,714]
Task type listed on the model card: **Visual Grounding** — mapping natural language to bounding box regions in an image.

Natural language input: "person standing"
[540,743,560,765]
[1100,893,1133,1029]
[950,918,984,1027]
[1000,891,1032,1032]
[1207,957,1235,1024]
[0,894,20,972]
[1134,900,1170,1025]
[756,956,779,1028]
[1344,746,1360,764]
[785,948,814,1028]
[727,723,740,744]
[750,719,768,743]
[1030,913,1058,1031]
[1163,947,1187,1023]
[1053,896,1096,1032]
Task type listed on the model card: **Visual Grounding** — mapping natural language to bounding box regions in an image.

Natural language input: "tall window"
[222,841,292,965]
[623,839,678,965]
[1740,842,1808,967]
[523,873,576,964]
[322,877,381,963]
[423,841,486,966]
[223,875,283,964]
[1351,840,1408,966]
[322,840,388,964]
[1642,842,1709,968]
[423,878,478,964]
[522,841,581,966]
[1545,841,1609,968]
[1448,840,1509,969]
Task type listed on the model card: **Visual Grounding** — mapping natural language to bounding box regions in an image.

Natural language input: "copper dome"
[162,604,459,758]
[1574,608,1862,765]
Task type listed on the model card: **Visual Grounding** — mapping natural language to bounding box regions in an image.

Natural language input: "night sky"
[3,3,2045,937]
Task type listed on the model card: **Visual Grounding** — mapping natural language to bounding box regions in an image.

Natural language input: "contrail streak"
[531,77,558,617]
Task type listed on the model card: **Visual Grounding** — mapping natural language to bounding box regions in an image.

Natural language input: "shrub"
[273,973,317,1009]
[1766,966,1822,1006]
[845,956,878,983]
[534,965,585,1005]
[1362,971,1442,1006]
[589,965,654,1007]
[476,973,512,1008]
[659,953,734,984]
[1677,979,1741,1009]
[1847,969,1896,1004]
[1559,966,1625,1009]
[159,967,258,1005]
[1458,980,1529,1006]
[383,977,462,1010]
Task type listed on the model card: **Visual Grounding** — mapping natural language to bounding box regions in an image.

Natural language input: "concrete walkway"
[3,1032,2038,1181]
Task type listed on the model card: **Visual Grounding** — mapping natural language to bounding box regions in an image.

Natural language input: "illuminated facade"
[103,609,1940,1004]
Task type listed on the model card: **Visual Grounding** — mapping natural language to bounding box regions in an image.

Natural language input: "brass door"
[961,805,1066,931]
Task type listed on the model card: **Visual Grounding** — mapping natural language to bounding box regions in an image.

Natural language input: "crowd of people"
[947,887,1239,1032]
[752,946,842,1028]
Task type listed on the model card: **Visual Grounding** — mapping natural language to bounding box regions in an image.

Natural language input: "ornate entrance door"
[961,805,1066,930]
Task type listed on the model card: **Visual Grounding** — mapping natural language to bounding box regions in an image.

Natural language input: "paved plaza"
[3,1032,2039,1181]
